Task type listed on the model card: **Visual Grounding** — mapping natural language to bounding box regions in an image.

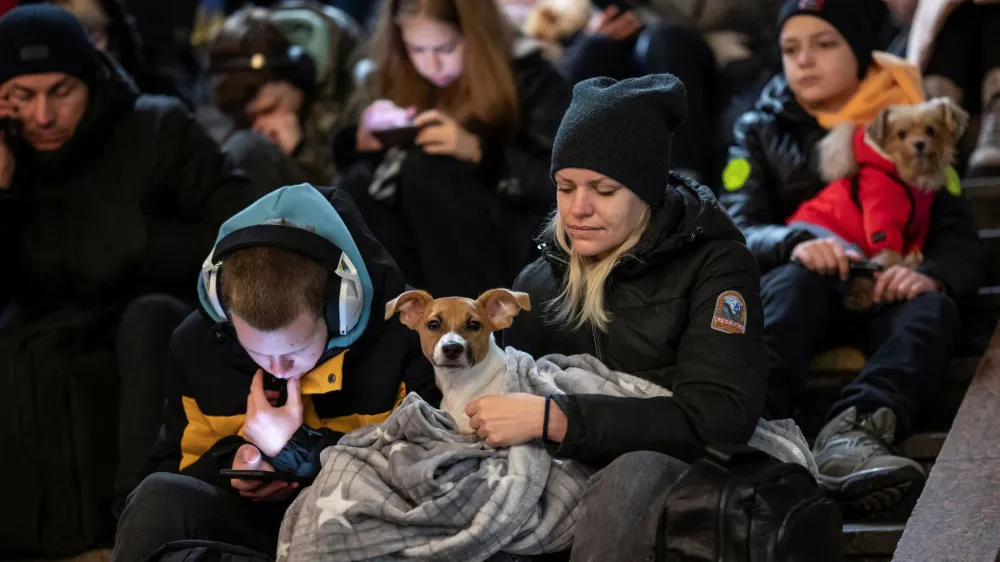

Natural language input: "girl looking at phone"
[332,0,571,298]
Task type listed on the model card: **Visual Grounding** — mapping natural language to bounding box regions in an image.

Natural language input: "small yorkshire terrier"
[521,0,591,60]
[789,97,968,310]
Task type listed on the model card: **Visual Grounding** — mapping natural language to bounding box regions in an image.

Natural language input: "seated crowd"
[0,0,994,560]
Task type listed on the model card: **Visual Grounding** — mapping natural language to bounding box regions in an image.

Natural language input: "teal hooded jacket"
[149,185,439,485]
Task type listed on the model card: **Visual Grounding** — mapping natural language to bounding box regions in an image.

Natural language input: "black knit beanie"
[551,74,687,208]
[0,5,97,89]
[777,0,878,78]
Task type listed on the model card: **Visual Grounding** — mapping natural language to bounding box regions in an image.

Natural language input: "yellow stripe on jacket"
[177,353,408,471]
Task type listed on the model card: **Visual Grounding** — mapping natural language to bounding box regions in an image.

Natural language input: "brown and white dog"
[385,289,531,434]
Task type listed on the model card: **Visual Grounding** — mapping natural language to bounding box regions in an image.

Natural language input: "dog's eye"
[897,130,906,140]
[427,320,441,331]
[467,320,481,331]
[925,125,935,137]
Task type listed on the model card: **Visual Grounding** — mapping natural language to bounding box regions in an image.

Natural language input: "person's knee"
[126,472,212,511]
[762,263,828,302]
[119,295,188,332]
[908,291,959,326]
[640,23,710,58]
[589,451,688,501]
[637,23,715,72]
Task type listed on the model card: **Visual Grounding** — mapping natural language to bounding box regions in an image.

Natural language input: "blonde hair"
[372,0,520,136]
[544,208,651,332]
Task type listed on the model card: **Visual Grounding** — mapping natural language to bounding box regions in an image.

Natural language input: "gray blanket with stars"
[276,349,814,562]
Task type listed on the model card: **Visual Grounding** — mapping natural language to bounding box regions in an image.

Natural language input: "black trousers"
[925,2,1000,106]
[342,154,541,298]
[111,473,287,561]
[114,295,192,512]
[760,263,960,437]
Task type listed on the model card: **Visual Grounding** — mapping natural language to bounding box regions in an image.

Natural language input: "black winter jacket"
[0,54,262,318]
[148,187,440,488]
[719,75,985,297]
[504,176,767,468]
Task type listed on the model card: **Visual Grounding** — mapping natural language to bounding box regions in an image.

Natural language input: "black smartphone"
[219,469,312,484]
[602,0,635,12]
[849,261,883,278]
[371,119,442,148]
[0,117,23,140]
[371,124,424,147]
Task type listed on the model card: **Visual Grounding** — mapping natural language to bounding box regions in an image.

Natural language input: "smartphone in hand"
[219,469,312,484]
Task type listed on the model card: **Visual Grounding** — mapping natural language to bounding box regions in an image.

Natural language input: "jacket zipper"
[590,324,604,362]
[716,479,732,562]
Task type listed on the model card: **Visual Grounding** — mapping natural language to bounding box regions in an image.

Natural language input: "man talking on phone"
[112,184,439,560]
[0,6,264,552]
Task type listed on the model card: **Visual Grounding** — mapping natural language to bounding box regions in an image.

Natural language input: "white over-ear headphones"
[199,224,363,337]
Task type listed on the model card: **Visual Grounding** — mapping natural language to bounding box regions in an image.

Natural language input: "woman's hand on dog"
[873,266,940,303]
[791,237,864,280]
[466,393,568,448]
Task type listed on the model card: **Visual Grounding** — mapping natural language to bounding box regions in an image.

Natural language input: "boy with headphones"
[112,184,439,560]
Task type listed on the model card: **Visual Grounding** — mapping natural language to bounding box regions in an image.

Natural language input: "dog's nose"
[914,140,926,152]
[442,343,464,360]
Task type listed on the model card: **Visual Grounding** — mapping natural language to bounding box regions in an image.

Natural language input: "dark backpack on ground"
[146,540,275,562]
[0,308,121,557]
[657,444,845,562]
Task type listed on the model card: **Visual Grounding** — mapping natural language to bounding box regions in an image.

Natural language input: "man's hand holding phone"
[228,443,299,502]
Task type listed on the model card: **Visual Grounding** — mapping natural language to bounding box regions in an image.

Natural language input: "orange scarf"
[811,52,926,130]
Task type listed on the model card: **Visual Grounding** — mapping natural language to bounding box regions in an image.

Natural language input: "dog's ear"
[933,97,969,138]
[476,289,532,331]
[385,290,433,329]
[538,6,559,26]
[818,123,858,182]
[867,106,894,149]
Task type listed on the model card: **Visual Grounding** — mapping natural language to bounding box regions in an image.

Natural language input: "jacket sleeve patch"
[711,290,747,334]
[722,158,751,192]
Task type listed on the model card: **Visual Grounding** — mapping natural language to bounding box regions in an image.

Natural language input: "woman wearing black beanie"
[465,73,772,560]
[720,0,984,518]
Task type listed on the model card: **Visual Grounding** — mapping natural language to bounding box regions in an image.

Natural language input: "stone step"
[979,228,1000,287]
[963,177,1000,231]
[844,523,905,559]
[797,355,979,436]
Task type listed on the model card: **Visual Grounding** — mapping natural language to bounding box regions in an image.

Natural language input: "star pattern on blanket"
[388,441,408,455]
[276,539,289,560]
[484,461,504,489]
[317,481,358,529]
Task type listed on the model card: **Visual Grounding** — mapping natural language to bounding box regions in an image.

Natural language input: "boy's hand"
[229,443,298,502]
[791,237,864,280]
[243,370,303,458]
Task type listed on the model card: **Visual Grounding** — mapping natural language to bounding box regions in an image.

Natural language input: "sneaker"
[969,69,1000,178]
[968,98,1000,178]
[812,407,926,517]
